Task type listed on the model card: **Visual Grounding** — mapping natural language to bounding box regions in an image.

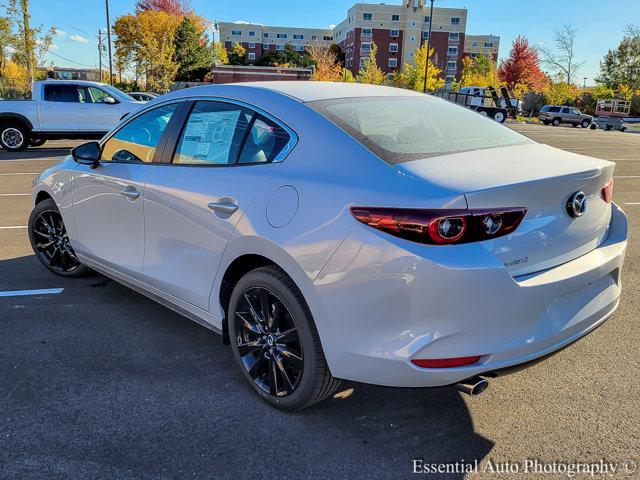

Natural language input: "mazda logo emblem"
[566,191,587,218]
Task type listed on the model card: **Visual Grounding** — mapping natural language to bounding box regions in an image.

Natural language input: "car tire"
[552,118,561,127]
[228,266,340,410]
[0,124,28,151]
[542,120,550,125]
[28,198,93,277]
[572,123,578,128]
[29,138,47,147]
[581,120,591,129]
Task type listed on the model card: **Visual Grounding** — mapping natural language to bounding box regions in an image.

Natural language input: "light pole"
[422,0,435,93]
[105,0,113,85]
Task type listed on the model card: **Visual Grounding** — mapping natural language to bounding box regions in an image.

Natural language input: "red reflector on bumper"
[411,356,482,368]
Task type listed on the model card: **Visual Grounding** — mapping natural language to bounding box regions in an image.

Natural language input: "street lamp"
[422,0,435,93]
[105,0,113,85]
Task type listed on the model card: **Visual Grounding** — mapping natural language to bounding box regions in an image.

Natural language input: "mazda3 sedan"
[29,82,628,409]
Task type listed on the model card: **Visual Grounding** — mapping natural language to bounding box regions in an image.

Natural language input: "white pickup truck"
[0,80,144,151]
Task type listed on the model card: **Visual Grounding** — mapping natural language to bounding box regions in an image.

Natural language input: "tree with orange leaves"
[498,36,548,95]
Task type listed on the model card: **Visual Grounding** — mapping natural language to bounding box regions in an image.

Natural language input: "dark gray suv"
[539,105,593,128]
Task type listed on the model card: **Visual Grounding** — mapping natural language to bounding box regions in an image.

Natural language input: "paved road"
[1,130,639,480]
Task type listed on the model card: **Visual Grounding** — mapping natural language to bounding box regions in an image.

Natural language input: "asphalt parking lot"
[1,127,639,480]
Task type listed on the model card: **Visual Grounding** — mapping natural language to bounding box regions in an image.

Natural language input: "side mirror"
[103,96,117,104]
[71,141,101,168]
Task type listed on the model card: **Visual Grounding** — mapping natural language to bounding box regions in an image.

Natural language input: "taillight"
[601,179,613,203]
[350,206,526,245]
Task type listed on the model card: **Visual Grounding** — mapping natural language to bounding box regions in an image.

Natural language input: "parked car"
[129,91,159,102]
[0,80,144,151]
[539,105,592,128]
[29,82,627,410]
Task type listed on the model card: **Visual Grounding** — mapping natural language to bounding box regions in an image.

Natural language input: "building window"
[359,57,367,69]
[362,28,372,37]
[231,30,241,36]
[277,33,287,39]
[424,15,430,22]
[447,61,457,70]
[249,31,255,37]
[389,43,398,53]
[295,45,304,52]
[392,14,399,21]
[449,32,460,41]
[276,44,284,51]
[363,12,373,21]
[264,33,269,38]
[248,52,256,60]
[448,46,458,55]
[484,42,493,48]
[388,58,398,68]
[470,52,477,58]
[293,34,304,39]
[451,17,461,25]
[248,42,256,49]
[472,41,478,47]
[390,29,399,37]
[360,42,372,53]
[422,31,429,39]
[446,75,455,83]
[410,37,415,43]
[311,35,316,40]
[323,36,333,41]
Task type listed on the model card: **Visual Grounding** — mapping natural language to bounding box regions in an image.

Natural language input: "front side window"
[101,103,177,163]
[43,85,79,103]
[309,96,532,164]
[77,86,113,104]
[571,108,581,115]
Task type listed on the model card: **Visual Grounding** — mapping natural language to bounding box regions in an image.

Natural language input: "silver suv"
[539,105,593,128]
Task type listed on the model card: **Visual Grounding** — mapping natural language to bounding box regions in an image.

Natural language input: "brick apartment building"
[217,0,500,84]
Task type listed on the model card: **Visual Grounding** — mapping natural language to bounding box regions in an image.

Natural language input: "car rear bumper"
[309,203,627,387]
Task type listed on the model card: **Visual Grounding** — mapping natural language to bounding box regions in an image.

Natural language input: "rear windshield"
[308,96,532,165]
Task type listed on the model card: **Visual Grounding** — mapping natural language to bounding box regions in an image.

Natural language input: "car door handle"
[208,200,238,214]
[121,189,140,200]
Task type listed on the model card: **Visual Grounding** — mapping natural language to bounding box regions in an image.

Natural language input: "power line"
[64,23,94,37]
[45,49,94,68]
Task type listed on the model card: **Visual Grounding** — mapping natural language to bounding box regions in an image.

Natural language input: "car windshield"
[101,84,136,102]
[308,96,533,164]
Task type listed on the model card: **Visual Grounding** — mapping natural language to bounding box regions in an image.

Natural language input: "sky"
[26,0,640,85]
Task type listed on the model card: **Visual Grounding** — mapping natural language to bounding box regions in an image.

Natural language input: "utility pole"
[105,0,113,85]
[98,30,103,82]
[422,0,435,93]
[20,0,35,90]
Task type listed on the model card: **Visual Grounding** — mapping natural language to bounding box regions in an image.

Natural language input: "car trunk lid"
[396,143,614,276]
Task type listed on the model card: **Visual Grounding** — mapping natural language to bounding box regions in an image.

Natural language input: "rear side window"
[548,106,561,113]
[101,103,177,163]
[173,101,291,166]
[43,85,79,103]
[309,96,531,164]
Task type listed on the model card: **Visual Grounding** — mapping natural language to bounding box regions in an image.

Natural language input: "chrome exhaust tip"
[455,376,489,396]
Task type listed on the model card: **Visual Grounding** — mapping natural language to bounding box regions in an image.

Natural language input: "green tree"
[393,42,443,91]
[257,43,311,68]
[460,53,500,88]
[227,42,246,65]
[173,15,211,81]
[596,28,640,95]
[356,42,384,85]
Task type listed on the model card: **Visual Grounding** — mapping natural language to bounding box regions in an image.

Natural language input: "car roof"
[163,81,424,103]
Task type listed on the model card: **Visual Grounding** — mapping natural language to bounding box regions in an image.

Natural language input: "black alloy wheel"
[228,266,340,410]
[28,198,92,277]
[235,286,304,397]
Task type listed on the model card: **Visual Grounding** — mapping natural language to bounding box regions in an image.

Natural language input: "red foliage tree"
[498,36,548,92]
[135,0,191,16]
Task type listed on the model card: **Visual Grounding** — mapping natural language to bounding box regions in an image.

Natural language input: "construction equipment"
[591,99,630,132]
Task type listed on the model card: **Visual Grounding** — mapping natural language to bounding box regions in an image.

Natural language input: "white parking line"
[0,172,38,176]
[614,176,640,179]
[0,225,27,229]
[623,202,640,206]
[0,288,64,298]
[0,193,30,196]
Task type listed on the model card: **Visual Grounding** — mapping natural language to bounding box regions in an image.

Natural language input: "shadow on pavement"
[0,147,72,161]
[0,255,494,479]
